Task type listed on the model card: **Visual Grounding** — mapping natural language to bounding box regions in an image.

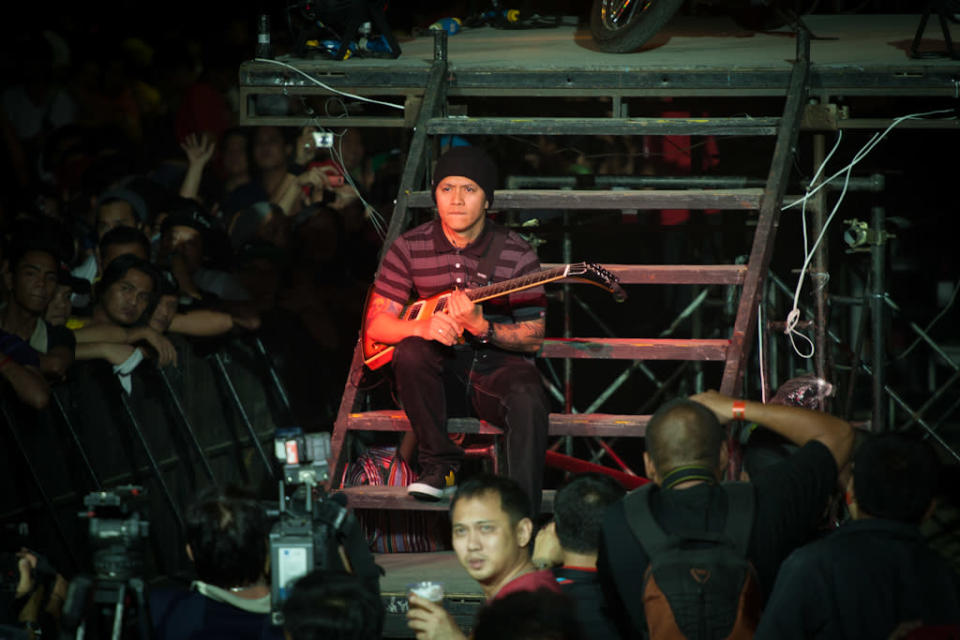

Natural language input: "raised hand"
[180,132,216,167]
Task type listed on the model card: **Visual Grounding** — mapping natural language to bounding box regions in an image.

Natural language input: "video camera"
[268,429,350,625]
[79,486,150,581]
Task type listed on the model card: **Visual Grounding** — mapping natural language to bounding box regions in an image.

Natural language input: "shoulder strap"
[476,223,509,285]
[721,482,756,556]
[623,484,674,557]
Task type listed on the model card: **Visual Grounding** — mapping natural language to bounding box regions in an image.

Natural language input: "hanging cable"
[780,108,956,359]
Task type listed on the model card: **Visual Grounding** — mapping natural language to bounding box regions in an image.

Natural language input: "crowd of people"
[0,19,407,427]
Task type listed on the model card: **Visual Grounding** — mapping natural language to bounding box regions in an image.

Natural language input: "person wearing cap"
[45,267,87,329]
[364,145,549,512]
[147,268,255,338]
[159,203,251,303]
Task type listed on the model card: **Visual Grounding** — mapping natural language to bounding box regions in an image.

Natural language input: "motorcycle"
[589,0,816,53]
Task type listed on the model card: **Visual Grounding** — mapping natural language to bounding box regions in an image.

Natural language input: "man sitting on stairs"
[364,145,550,511]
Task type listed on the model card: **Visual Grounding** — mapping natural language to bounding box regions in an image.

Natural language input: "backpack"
[624,482,761,640]
[342,445,443,553]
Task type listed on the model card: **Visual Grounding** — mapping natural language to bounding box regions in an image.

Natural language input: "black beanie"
[431,146,497,207]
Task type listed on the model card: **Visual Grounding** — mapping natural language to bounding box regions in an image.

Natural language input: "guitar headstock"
[565,262,627,302]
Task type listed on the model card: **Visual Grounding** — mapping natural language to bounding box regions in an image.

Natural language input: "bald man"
[597,391,854,638]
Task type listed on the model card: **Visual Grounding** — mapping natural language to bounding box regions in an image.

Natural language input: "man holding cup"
[407,474,561,639]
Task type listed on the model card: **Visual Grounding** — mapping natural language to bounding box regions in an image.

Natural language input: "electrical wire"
[780,108,955,359]
[317,123,389,240]
[253,57,405,110]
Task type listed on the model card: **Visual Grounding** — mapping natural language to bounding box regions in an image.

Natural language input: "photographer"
[149,487,283,640]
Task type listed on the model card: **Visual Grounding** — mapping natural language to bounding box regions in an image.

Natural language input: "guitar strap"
[475,223,508,286]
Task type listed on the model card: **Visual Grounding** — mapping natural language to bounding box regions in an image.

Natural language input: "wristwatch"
[478,321,494,344]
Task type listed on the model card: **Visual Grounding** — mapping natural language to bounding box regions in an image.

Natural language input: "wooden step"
[340,485,557,512]
[346,410,650,438]
[540,338,729,361]
[426,116,780,137]
[347,410,504,434]
[542,263,747,285]
[406,188,763,210]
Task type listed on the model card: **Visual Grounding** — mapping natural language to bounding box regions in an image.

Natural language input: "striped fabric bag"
[343,445,445,553]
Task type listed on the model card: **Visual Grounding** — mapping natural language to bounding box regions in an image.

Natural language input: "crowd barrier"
[0,332,294,580]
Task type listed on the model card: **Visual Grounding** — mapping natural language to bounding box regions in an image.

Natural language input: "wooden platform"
[347,486,557,511]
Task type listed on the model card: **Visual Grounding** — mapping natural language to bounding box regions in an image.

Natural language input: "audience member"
[407,474,562,640]
[217,127,266,219]
[44,268,86,328]
[158,203,251,303]
[178,131,216,203]
[71,187,151,286]
[281,570,384,640]
[87,254,158,330]
[598,390,855,638]
[148,268,253,337]
[472,589,581,640]
[532,473,624,639]
[253,125,337,218]
[1,243,75,381]
[94,189,149,240]
[756,431,960,639]
[73,255,177,381]
[150,487,283,640]
[97,224,151,272]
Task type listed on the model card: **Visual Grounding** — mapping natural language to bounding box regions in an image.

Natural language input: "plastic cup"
[408,580,444,603]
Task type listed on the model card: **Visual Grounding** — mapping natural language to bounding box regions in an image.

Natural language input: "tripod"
[60,575,153,640]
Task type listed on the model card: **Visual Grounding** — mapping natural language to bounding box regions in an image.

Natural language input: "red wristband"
[732,400,746,421]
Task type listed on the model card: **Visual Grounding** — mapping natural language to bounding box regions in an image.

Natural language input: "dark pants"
[393,337,550,513]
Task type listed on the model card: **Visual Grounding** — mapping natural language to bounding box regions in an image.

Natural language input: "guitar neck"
[467,265,569,303]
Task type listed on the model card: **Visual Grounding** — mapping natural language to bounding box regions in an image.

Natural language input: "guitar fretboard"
[467,265,572,303]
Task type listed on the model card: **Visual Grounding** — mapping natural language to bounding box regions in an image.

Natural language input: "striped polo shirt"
[373,218,546,323]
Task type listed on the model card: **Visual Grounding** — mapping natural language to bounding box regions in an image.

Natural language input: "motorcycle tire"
[589,0,686,53]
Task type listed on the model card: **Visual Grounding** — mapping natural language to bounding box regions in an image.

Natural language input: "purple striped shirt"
[373,219,546,322]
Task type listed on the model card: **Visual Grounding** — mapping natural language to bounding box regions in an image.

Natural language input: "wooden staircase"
[329,30,811,508]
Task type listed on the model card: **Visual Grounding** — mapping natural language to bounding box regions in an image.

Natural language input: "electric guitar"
[362,262,625,370]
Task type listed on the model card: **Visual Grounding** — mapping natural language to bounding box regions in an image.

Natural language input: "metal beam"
[426,117,779,136]
[721,30,811,397]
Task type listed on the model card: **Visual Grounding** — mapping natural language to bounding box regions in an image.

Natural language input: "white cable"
[325,127,389,239]
[253,57,406,110]
[782,108,954,211]
[780,108,955,359]
[758,302,767,403]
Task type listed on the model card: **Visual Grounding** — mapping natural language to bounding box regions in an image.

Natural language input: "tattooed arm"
[484,317,545,354]
[365,292,462,347]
